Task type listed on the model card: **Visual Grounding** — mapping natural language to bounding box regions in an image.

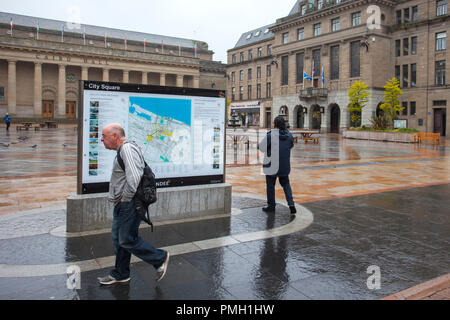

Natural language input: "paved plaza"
[0,125,449,300]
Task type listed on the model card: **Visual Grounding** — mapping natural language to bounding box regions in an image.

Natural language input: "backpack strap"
[116,145,125,172]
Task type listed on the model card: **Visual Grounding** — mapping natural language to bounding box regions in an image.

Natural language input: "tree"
[379,78,403,128]
[347,81,370,127]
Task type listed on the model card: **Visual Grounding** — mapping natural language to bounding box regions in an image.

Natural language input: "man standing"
[98,123,169,285]
[258,116,296,214]
[3,113,11,131]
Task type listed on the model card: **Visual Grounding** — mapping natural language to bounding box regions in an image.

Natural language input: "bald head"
[101,123,126,150]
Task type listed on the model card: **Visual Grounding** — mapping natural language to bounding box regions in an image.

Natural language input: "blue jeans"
[265,175,295,209]
[110,201,167,280]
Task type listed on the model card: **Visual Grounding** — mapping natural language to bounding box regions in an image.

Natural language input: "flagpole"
[83,27,86,45]
[144,38,146,52]
[10,18,13,37]
[36,21,39,40]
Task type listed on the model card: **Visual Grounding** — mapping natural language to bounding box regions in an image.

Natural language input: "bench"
[293,136,298,143]
[304,136,319,144]
[414,132,440,144]
[16,125,28,131]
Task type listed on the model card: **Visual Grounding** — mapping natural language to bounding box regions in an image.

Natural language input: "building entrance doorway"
[42,100,54,118]
[434,108,447,136]
[330,104,340,133]
[66,101,77,118]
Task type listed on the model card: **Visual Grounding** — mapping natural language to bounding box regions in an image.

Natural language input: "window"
[240,52,244,62]
[410,101,416,116]
[248,68,252,80]
[433,100,447,106]
[352,12,361,26]
[330,45,340,80]
[404,7,410,23]
[267,64,272,77]
[283,32,289,44]
[435,60,446,85]
[232,87,235,101]
[301,5,306,15]
[248,85,252,100]
[232,54,236,64]
[402,101,408,116]
[412,6,418,21]
[411,64,417,87]
[246,33,252,40]
[255,31,261,37]
[281,56,289,85]
[395,39,401,57]
[267,45,272,55]
[318,0,324,10]
[332,17,340,32]
[411,37,418,54]
[403,64,409,87]
[258,47,262,57]
[395,65,401,81]
[436,32,446,51]
[239,70,244,81]
[248,49,253,60]
[296,53,304,84]
[403,38,409,55]
[231,72,235,82]
[257,84,261,99]
[266,82,271,98]
[298,28,304,40]
[313,49,321,77]
[396,10,402,24]
[437,1,447,16]
[313,23,321,36]
[0,87,3,99]
[350,41,360,77]
[239,86,244,100]
[257,66,261,79]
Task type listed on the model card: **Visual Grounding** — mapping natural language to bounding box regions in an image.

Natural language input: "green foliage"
[347,81,370,127]
[370,114,389,130]
[379,78,403,127]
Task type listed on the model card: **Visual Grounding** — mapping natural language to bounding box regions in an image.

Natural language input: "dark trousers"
[6,123,10,131]
[110,201,167,280]
[265,175,295,208]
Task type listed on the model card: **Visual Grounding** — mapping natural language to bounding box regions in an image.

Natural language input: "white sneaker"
[98,275,130,285]
[155,252,170,282]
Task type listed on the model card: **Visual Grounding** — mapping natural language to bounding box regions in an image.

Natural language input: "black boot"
[289,206,297,214]
[262,206,275,213]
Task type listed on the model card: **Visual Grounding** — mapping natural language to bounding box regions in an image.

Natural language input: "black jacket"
[258,129,294,177]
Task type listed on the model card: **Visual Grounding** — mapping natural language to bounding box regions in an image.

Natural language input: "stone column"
[123,70,129,83]
[81,66,89,81]
[34,62,42,116]
[7,60,16,115]
[176,74,183,87]
[141,71,148,85]
[193,75,200,88]
[57,64,66,118]
[103,68,109,82]
[160,73,166,86]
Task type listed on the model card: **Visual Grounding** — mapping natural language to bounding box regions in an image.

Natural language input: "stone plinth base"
[66,183,232,233]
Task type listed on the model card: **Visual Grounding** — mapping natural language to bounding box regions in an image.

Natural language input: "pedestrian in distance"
[98,123,169,285]
[3,113,11,131]
[258,115,296,214]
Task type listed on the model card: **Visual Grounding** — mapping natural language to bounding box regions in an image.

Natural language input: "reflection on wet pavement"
[0,126,449,300]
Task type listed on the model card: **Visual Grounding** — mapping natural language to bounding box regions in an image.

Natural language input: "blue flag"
[303,72,312,81]
[321,67,325,85]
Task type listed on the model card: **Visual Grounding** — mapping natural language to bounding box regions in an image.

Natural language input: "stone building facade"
[0,12,226,120]
[227,0,449,136]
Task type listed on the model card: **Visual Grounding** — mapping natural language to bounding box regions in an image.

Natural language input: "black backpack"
[117,145,157,231]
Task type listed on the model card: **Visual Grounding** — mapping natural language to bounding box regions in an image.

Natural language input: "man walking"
[98,123,169,285]
[258,116,296,214]
[3,113,11,131]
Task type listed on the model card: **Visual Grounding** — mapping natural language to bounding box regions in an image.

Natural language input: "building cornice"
[0,35,201,70]
[271,0,396,33]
